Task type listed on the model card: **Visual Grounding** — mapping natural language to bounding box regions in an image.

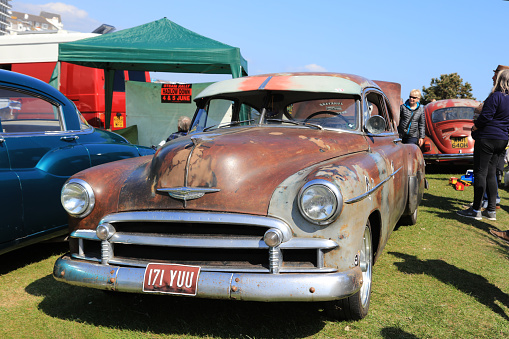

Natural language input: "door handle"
[393,138,402,144]
[61,135,79,141]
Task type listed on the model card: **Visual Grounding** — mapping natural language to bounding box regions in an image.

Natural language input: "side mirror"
[365,115,386,134]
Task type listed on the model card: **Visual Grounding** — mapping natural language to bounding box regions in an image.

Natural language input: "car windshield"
[431,106,475,123]
[190,93,358,133]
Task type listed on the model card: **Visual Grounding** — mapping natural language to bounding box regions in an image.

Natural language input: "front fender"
[268,152,391,272]
[36,144,91,176]
[84,143,151,167]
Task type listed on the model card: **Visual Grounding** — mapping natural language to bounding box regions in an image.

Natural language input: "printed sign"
[161,84,192,103]
[113,115,124,128]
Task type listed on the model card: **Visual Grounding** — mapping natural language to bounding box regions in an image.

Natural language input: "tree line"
[420,73,475,105]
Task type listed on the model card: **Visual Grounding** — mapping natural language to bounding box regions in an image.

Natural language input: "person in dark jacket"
[398,89,425,146]
[167,116,191,142]
[458,68,509,222]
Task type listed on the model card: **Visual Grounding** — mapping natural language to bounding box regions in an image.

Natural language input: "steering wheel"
[304,111,351,126]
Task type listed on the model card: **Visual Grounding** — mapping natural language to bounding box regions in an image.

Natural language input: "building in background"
[8,10,63,34]
[0,0,12,35]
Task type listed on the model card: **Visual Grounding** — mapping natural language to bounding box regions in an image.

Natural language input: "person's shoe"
[456,207,482,220]
[490,229,509,243]
[482,210,496,221]
[462,202,487,211]
[462,202,474,209]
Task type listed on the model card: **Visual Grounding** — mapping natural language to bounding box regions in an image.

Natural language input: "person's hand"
[418,138,424,147]
[471,125,478,132]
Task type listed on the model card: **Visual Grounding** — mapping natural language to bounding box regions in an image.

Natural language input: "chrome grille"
[70,211,338,274]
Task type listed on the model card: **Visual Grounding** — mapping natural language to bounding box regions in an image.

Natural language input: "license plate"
[143,263,200,295]
[451,137,468,148]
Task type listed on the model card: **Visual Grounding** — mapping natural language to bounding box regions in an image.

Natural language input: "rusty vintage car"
[421,98,480,164]
[53,73,425,320]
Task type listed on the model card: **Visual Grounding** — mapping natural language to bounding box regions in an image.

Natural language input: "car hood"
[118,127,369,215]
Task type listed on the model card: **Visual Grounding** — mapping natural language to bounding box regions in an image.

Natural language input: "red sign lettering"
[161,84,192,103]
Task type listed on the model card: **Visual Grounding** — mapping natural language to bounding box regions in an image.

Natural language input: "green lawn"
[1,166,508,338]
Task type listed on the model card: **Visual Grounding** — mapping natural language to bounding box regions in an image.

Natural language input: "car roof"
[425,98,480,112]
[0,69,70,105]
[195,73,380,100]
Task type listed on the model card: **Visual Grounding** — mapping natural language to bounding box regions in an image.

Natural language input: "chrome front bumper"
[54,255,362,302]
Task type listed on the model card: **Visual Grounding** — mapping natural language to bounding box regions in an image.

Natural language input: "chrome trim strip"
[345,166,402,204]
[423,153,473,160]
[0,127,95,138]
[97,211,294,242]
[69,253,337,273]
[71,230,338,250]
[54,255,361,302]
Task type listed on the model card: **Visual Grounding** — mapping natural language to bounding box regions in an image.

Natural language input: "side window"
[365,91,392,132]
[0,87,63,133]
[191,99,260,133]
[191,99,234,132]
[383,97,396,132]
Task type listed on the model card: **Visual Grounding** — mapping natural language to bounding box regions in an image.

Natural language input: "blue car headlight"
[61,178,95,218]
[298,179,343,225]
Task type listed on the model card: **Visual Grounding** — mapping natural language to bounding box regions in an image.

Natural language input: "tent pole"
[49,62,61,89]
[104,68,115,130]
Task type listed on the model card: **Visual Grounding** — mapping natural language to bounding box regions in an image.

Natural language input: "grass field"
[1,166,509,338]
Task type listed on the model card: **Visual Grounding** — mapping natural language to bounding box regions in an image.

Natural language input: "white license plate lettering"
[143,264,200,295]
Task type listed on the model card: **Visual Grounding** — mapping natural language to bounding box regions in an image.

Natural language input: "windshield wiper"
[266,119,323,130]
[202,119,255,132]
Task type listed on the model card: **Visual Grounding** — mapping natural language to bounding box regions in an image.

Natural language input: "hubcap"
[359,224,373,307]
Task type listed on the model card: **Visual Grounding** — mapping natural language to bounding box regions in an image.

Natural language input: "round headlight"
[298,179,343,225]
[61,179,95,218]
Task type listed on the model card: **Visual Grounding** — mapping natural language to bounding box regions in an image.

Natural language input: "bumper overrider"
[52,211,363,302]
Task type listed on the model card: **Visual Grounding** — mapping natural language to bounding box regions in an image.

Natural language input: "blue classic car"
[0,70,154,255]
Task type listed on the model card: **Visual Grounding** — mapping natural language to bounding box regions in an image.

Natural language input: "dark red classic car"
[53,73,425,320]
[421,99,480,164]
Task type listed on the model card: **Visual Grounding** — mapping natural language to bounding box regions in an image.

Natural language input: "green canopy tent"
[56,18,248,129]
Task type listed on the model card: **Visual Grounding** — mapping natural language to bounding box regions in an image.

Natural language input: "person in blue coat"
[458,67,509,222]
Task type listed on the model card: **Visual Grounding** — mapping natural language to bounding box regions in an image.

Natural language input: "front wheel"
[324,221,373,320]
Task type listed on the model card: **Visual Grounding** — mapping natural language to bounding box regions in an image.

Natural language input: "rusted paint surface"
[373,80,402,126]
[117,127,369,214]
[267,132,411,271]
[67,156,153,231]
[57,72,428,311]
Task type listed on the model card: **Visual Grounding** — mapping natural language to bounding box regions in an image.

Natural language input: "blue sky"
[12,0,509,101]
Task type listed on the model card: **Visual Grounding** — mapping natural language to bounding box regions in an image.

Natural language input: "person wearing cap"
[458,66,509,223]
[398,89,425,146]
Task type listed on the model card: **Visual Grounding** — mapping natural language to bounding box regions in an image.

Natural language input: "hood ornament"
[157,187,220,201]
